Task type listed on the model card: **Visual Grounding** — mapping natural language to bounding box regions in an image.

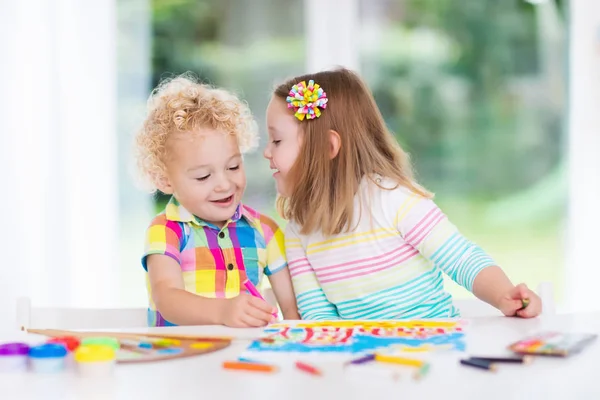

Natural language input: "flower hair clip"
[286,80,328,121]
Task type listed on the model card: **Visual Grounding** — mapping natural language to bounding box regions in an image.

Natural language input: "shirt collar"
[164,196,257,228]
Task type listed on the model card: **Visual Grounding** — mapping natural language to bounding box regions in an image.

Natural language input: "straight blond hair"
[274,68,432,236]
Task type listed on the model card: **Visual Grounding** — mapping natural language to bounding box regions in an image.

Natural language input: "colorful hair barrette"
[286,80,328,121]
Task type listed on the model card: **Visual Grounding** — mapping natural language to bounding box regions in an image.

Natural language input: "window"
[358,0,568,300]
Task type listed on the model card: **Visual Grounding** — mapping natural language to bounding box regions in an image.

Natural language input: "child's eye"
[272,140,281,146]
[229,165,240,171]
[196,175,210,181]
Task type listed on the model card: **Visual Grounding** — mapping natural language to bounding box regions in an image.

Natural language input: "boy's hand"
[497,283,542,318]
[220,294,278,328]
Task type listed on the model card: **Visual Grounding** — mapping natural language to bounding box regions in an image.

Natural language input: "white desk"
[1,313,599,400]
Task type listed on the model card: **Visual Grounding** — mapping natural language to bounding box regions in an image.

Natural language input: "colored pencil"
[345,353,375,366]
[469,356,533,364]
[460,358,497,372]
[222,361,278,373]
[243,279,278,318]
[413,362,431,380]
[520,298,530,309]
[374,354,425,367]
[295,361,322,376]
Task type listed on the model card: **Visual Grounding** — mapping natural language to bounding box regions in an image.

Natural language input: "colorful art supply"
[520,298,530,309]
[244,321,466,355]
[47,336,80,352]
[29,329,231,364]
[295,361,322,376]
[154,338,181,347]
[460,358,497,372]
[28,343,68,373]
[374,354,426,368]
[190,342,214,350]
[469,355,533,364]
[157,348,183,355]
[346,353,375,366]
[222,360,278,373]
[243,279,278,318]
[82,337,120,351]
[0,342,30,372]
[508,332,598,357]
[374,353,431,380]
[414,362,431,380]
[74,345,116,377]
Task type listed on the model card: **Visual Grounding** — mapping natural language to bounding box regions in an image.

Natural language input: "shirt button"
[219,232,225,239]
[227,263,234,271]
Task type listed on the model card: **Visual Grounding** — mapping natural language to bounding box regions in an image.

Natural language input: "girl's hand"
[497,283,542,318]
[220,294,278,328]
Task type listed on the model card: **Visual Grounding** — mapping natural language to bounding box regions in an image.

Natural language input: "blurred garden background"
[118,0,567,304]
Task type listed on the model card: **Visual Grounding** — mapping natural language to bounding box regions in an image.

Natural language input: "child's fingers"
[241,314,269,327]
[503,299,524,315]
[246,302,274,323]
[517,302,540,318]
[249,296,278,314]
[516,283,531,299]
[516,293,541,318]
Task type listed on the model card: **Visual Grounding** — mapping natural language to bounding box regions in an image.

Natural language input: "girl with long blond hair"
[263,68,541,320]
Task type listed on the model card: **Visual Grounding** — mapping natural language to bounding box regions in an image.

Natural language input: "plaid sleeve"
[259,217,287,276]
[141,215,184,271]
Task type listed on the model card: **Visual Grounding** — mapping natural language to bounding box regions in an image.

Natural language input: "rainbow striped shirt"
[287,177,496,320]
[142,197,286,326]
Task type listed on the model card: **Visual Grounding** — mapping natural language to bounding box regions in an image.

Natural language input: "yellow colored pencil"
[374,354,425,367]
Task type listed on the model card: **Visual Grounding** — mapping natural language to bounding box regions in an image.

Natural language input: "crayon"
[345,353,375,366]
[460,358,497,372]
[374,354,425,367]
[222,360,278,373]
[295,361,322,376]
[469,356,533,364]
[413,362,431,380]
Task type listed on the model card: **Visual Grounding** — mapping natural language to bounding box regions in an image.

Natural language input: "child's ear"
[328,129,341,159]
[156,174,174,195]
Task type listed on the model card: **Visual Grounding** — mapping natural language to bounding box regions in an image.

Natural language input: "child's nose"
[263,146,271,159]
[215,176,232,192]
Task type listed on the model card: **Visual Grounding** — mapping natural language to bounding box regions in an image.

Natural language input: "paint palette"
[28,329,231,364]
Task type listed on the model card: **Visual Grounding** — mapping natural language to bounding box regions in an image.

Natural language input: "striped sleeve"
[141,215,183,271]
[394,192,496,292]
[286,223,341,320]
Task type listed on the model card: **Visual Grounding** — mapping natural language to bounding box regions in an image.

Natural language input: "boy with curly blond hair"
[135,74,299,327]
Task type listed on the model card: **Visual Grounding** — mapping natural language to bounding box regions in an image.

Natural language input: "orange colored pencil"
[222,361,278,373]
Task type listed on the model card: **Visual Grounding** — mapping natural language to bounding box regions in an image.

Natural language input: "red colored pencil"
[295,361,322,376]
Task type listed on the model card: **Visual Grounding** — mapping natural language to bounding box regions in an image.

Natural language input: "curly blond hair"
[135,73,259,191]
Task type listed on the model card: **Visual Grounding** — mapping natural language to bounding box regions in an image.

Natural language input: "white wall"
[566,0,600,313]
[0,0,120,331]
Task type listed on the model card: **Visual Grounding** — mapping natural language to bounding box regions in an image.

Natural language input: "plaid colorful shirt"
[142,197,287,326]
